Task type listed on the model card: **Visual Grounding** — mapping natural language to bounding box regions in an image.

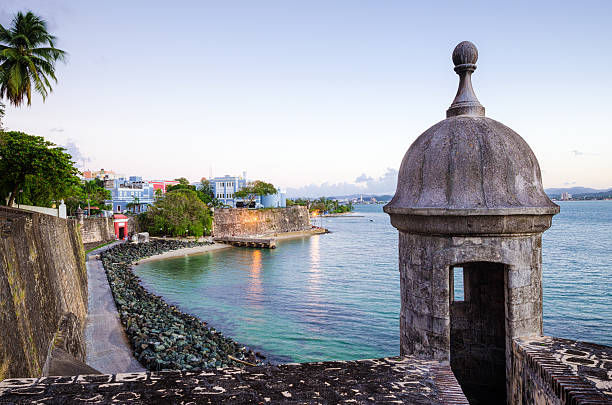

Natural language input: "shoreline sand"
[136,229,327,264]
[135,242,232,264]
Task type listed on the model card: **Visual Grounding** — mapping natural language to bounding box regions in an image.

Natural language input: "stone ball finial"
[447,41,484,117]
[452,41,478,67]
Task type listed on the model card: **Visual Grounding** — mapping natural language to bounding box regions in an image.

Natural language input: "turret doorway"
[450,262,507,404]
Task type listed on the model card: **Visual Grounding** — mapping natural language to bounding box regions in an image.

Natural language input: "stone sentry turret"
[384,41,559,404]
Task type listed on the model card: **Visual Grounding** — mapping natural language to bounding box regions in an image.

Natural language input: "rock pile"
[100,240,264,371]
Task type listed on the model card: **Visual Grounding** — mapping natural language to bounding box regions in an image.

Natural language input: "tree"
[0,101,4,130]
[199,179,213,200]
[142,189,212,237]
[63,179,111,216]
[0,11,67,107]
[167,183,195,193]
[0,131,79,207]
[129,195,140,213]
[286,198,309,208]
[154,188,163,201]
[308,197,352,214]
[83,179,97,215]
[174,177,189,186]
[235,180,277,207]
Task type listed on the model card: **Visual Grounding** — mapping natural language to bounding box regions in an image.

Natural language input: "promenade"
[84,242,145,373]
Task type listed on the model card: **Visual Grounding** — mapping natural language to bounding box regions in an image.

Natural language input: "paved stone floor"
[84,242,145,373]
[0,356,468,404]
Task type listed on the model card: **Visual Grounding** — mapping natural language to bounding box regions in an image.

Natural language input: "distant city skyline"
[2,1,611,195]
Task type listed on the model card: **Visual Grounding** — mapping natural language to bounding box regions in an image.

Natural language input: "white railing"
[11,200,67,219]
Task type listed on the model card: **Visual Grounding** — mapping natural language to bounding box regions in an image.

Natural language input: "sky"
[1,1,611,197]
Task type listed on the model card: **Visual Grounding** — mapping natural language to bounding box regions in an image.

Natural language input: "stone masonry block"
[507,267,532,289]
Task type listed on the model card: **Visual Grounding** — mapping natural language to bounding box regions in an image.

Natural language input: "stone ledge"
[513,336,611,404]
[0,356,468,404]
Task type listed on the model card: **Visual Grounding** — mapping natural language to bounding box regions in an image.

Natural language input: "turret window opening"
[450,266,465,302]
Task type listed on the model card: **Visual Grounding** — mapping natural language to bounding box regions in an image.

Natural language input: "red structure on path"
[112,214,129,240]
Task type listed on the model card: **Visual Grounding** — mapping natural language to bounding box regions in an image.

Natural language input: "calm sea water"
[134,202,612,363]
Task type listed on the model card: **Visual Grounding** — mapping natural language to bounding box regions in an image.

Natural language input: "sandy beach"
[135,243,232,264]
[136,229,326,264]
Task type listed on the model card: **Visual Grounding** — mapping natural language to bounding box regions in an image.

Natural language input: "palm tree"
[83,180,97,216]
[0,100,5,130]
[0,11,66,106]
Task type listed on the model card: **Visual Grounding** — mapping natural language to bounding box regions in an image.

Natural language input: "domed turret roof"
[385,41,558,217]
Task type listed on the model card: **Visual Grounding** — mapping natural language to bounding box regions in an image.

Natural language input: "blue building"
[210,174,286,208]
[261,189,287,208]
[211,175,247,207]
[105,176,156,213]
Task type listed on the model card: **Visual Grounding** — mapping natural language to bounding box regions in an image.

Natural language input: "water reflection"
[309,235,321,286]
[245,249,263,307]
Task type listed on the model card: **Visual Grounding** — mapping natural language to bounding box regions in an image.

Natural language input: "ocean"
[133,201,611,363]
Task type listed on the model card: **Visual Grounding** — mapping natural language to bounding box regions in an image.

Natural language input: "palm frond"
[0,11,66,106]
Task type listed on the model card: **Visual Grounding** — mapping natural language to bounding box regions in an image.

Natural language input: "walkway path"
[84,242,145,373]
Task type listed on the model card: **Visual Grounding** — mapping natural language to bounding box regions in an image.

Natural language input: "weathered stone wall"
[398,232,544,404]
[510,336,611,404]
[0,207,88,379]
[128,215,143,235]
[213,206,311,237]
[80,217,114,244]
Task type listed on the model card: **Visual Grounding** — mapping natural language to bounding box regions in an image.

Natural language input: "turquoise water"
[134,202,612,363]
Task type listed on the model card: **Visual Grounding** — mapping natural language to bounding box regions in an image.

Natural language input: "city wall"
[80,217,115,244]
[213,206,311,237]
[0,207,88,379]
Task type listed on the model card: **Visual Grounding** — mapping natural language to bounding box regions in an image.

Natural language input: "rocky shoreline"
[100,240,265,371]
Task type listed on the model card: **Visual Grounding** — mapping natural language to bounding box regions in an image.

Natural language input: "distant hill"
[330,194,393,201]
[289,193,394,201]
[294,188,612,201]
[545,187,612,199]
[545,187,605,196]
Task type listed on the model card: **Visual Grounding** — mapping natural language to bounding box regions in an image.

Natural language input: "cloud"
[287,168,398,198]
[50,127,65,132]
[355,173,373,183]
[62,139,91,169]
[563,181,577,186]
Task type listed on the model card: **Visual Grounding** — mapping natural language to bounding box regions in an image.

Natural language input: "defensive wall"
[80,217,115,244]
[0,207,88,379]
[213,206,311,237]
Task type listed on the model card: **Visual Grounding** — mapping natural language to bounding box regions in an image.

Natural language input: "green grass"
[86,240,115,254]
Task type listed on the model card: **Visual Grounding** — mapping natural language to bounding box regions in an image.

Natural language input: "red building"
[149,180,180,194]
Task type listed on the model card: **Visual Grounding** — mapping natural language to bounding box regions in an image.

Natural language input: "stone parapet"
[0,356,468,404]
[510,336,611,404]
